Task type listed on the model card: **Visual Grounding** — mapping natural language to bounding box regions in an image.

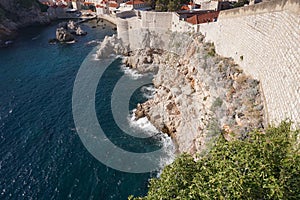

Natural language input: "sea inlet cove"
[0,0,299,199]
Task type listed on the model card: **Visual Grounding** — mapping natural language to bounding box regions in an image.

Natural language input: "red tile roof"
[109,2,118,7]
[186,11,219,25]
[125,0,145,5]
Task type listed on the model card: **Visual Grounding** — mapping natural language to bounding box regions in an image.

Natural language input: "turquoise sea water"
[0,20,166,199]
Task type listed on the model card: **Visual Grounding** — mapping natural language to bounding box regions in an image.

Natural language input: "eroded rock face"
[123,48,163,74]
[96,35,129,58]
[61,21,87,36]
[96,32,265,156]
[0,0,50,42]
[75,26,87,36]
[56,27,75,42]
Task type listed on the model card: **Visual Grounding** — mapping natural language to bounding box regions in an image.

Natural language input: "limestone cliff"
[0,0,50,43]
[97,32,265,155]
[198,0,300,125]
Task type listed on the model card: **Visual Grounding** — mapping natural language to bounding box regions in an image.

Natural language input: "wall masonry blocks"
[116,0,299,126]
[199,0,300,125]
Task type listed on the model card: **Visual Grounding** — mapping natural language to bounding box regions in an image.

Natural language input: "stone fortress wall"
[117,11,197,55]
[117,12,173,50]
[199,0,300,125]
[116,0,300,125]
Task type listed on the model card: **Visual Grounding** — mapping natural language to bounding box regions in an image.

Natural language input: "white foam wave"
[32,35,40,40]
[128,109,158,137]
[128,110,176,175]
[65,40,76,44]
[140,85,156,99]
[85,40,101,45]
[92,53,100,61]
[158,134,176,176]
[120,65,143,80]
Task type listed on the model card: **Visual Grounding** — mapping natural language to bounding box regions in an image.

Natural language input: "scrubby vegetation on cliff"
[123,33,265,154]
[130,121,300,199]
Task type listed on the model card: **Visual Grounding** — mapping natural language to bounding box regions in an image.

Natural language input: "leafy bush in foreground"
[130,121,300,199]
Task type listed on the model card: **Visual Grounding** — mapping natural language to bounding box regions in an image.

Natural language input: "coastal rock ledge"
[97,32,265,155]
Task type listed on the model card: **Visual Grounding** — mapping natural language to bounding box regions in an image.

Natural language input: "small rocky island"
[50,21,87,44]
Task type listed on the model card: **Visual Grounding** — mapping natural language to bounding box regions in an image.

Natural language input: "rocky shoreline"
[97,32,265,156]
[98,29,265,155]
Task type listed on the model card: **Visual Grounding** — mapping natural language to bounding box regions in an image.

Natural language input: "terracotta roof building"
[125,0,148,9]
[186,11,219,24]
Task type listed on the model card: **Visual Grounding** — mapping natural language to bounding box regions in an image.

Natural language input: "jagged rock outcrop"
[123,48,163,74]
[75,26,86,36]
[0,0,50,45]
[97,32,265,156]
[54,21,87,43]
[61,21,87,36]
[56,27,75,43]
[96,34,129,58]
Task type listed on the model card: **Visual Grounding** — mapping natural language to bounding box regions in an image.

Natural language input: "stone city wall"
[117,12,173,50]
[199,0,300,125]
[171,13,195,32]
[116,0,300,125]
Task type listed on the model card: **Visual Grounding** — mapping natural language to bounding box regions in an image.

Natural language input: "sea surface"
[0,20,173,199]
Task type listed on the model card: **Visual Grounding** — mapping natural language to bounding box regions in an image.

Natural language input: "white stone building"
[192,0,221,10]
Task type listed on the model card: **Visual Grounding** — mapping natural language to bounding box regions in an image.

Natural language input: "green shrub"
[155,0,189,11]
[130,121,300,199]
[206,43,216,57]
[207,47,216,57]
[211,97,223,112]
[233,0,250,8]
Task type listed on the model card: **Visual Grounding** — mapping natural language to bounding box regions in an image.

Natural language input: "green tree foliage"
[144,0,156,9]
[154,0,189,12]
[167,0,178,12]
[232,0,250,8]
[155,0,168,12]
[130,121,300,199]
